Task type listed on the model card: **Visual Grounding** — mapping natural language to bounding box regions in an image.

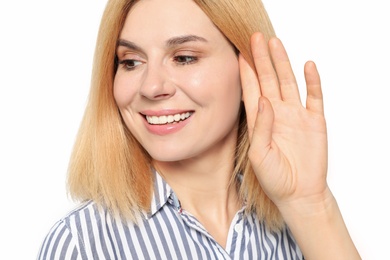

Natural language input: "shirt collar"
[145,170,245,219]
[145,169,176,219]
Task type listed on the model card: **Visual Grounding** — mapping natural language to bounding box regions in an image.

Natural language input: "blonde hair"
[68,0,283,229]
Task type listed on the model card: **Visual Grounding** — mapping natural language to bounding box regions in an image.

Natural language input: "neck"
[153,140,241,210]
[153,145,242,248]
[152,124,242,247]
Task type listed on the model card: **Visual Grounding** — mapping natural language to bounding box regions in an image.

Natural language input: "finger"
[251,32,281,100]
[268,37,301,103]
[304,61,324,115]
[239,54,261,139]
[249,96,274,162]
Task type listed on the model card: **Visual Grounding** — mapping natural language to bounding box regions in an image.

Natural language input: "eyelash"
[118,59,142,71]
[117,55,198,71]
[173,55,198,65]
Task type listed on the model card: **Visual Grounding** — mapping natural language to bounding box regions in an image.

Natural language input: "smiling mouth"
[145,112,193,125]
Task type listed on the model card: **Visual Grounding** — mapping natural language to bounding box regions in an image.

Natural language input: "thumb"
[249,97,274,161]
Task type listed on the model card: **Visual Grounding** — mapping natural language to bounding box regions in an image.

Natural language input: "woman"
[38,0,361,259]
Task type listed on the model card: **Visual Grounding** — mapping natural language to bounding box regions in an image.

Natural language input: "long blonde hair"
[68,0,283,230]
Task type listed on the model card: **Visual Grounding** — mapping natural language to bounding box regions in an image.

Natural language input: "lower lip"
[143,115,192,135]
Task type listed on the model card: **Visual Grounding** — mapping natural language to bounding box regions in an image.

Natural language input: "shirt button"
[234,223,243,233]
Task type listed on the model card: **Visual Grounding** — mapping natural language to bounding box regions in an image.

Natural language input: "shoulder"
[45,200,101,238]
[37,201,101,260]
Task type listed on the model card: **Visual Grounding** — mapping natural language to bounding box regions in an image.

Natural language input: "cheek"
[113,74,137,108]
[176,60,241,104]
[207,60,242,103]
[223,64,241,98]
[211,61,242,117]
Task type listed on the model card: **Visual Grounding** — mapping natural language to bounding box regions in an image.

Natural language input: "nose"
[139,63,176,100]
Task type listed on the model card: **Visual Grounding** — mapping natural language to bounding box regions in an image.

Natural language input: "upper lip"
[140,109,194,117]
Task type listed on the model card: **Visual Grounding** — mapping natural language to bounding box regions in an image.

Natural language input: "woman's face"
[114,0,242,162]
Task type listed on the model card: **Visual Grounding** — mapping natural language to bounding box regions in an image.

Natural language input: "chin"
[147,148,195,163]
[150,154,189,163]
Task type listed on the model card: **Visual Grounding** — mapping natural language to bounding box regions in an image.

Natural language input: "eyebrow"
[117,39,143,52]
[165,35,208,47]
[117,34,208,52]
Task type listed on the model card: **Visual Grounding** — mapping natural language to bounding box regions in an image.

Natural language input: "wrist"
[276,188,361,259]
[276,187,336,220]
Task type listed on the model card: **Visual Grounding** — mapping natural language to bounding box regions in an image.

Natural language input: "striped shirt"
[37,171,304,259]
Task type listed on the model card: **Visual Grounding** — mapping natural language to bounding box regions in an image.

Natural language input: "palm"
[239,33,328,207]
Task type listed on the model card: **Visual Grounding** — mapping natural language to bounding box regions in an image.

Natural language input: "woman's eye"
[118,59,142,71]
[173,55,198,65]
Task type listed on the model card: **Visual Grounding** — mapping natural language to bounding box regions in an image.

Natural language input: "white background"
[0,0,389,259]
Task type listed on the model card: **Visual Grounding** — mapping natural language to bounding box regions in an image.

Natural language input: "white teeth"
[146,112,192,125]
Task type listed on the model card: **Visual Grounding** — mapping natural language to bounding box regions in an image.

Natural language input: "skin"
[240,34,361,259]
[115,0,361,257]
[114,0,241,162]
[114,0,242,246]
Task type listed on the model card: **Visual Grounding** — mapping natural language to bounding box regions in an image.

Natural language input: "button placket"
[225,209,245,255]
[234,222,243,233]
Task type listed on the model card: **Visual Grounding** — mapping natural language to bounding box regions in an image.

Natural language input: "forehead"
[120,0,219,41]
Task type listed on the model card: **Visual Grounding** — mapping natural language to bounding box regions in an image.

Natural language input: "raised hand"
[239,32,361,259]
[239,32,329,209]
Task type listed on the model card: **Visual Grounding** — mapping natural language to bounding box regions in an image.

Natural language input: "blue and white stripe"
[38,172,303,259]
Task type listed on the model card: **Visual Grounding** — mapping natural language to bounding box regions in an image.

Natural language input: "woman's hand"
[239,32,329,210]
[240,32,361,260]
